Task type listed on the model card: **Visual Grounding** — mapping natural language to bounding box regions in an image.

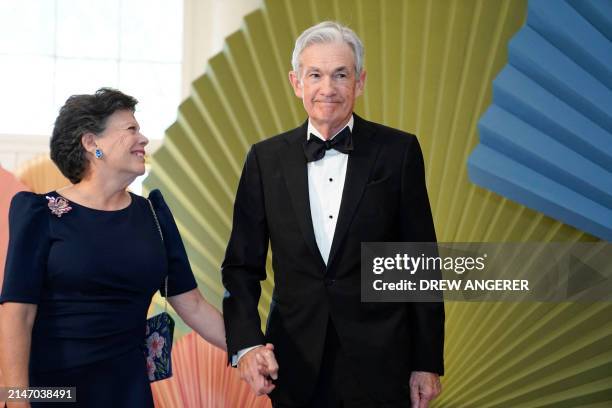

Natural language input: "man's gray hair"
[291,21,365,75]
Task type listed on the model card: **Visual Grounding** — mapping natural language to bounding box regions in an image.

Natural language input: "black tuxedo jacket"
[222,114,444,405]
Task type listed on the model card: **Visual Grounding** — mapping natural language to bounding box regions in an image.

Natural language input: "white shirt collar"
[307,115,354,141]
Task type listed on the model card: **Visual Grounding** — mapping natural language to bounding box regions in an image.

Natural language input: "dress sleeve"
[148,189,198,297]
[0,192,50,304]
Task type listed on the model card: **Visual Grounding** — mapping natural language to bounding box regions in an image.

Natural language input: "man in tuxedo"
[222,21,444,407]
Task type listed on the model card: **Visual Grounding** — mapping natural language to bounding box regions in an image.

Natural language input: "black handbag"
[144,199,175,382]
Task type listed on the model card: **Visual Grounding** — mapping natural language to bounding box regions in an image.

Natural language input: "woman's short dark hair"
[50,87,138,184]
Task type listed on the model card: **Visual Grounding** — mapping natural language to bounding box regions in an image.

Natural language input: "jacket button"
[325,278,336,286]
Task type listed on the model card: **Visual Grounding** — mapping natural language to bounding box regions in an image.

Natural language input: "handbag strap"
[147,198,169,314]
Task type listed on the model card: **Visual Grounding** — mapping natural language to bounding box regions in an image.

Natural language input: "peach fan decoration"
[151,332,272,408]
[15,154,70,193]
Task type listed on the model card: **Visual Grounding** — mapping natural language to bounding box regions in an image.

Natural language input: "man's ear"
[288,70,303,98]
[355,69,367,98]
[81,132,98,154]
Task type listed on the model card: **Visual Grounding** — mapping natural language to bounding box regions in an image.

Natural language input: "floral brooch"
[45,196,73,218]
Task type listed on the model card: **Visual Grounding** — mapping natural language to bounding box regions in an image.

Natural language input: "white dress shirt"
[233,116,354,365]
[307,115,353,264]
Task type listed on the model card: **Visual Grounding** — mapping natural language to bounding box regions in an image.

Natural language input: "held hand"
[255,343,279,379]
[409,371,442,408]
[238,343,279,396]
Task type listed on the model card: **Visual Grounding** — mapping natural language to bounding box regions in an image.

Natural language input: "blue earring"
[95,148,103,159]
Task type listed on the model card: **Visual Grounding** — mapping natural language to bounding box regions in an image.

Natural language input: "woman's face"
[94,109,148,181]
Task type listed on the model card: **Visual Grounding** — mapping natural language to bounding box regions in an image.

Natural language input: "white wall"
[0,135,50,173]
[0,0,263,173]
[181,0,262,99]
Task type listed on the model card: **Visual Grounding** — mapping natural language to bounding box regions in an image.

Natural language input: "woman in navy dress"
[0,88,226,407]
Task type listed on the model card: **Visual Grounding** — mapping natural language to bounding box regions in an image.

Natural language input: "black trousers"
[274,318,375,408]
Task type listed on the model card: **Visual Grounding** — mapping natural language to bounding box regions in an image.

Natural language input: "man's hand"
[238,343,279,396]
[409,371,441,408]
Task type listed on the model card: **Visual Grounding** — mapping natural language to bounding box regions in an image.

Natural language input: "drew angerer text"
[372,279,529,291]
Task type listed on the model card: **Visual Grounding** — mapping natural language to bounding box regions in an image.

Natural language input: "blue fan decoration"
[467,0,612,241]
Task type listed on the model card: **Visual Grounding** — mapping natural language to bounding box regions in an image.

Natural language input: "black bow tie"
[303,126,353,162]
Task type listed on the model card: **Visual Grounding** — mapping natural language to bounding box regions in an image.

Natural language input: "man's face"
[289,41,366,135]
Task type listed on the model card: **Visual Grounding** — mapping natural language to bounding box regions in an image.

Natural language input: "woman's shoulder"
[127,189,173,220]
[8,191,59,225]
[142,189,180,233]
[10,190,51,210]
[144,188,169,211]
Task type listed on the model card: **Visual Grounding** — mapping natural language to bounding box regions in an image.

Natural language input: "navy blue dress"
[0,189,197,407]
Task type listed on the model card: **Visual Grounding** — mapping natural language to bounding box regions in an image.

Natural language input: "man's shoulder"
[251,124,304,153]
[357,116,418,146]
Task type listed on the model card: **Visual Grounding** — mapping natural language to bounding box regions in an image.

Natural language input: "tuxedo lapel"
[327,115,380,270]
[281,122,327,269]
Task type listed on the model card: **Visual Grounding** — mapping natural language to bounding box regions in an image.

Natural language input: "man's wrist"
[232,344,263,367]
